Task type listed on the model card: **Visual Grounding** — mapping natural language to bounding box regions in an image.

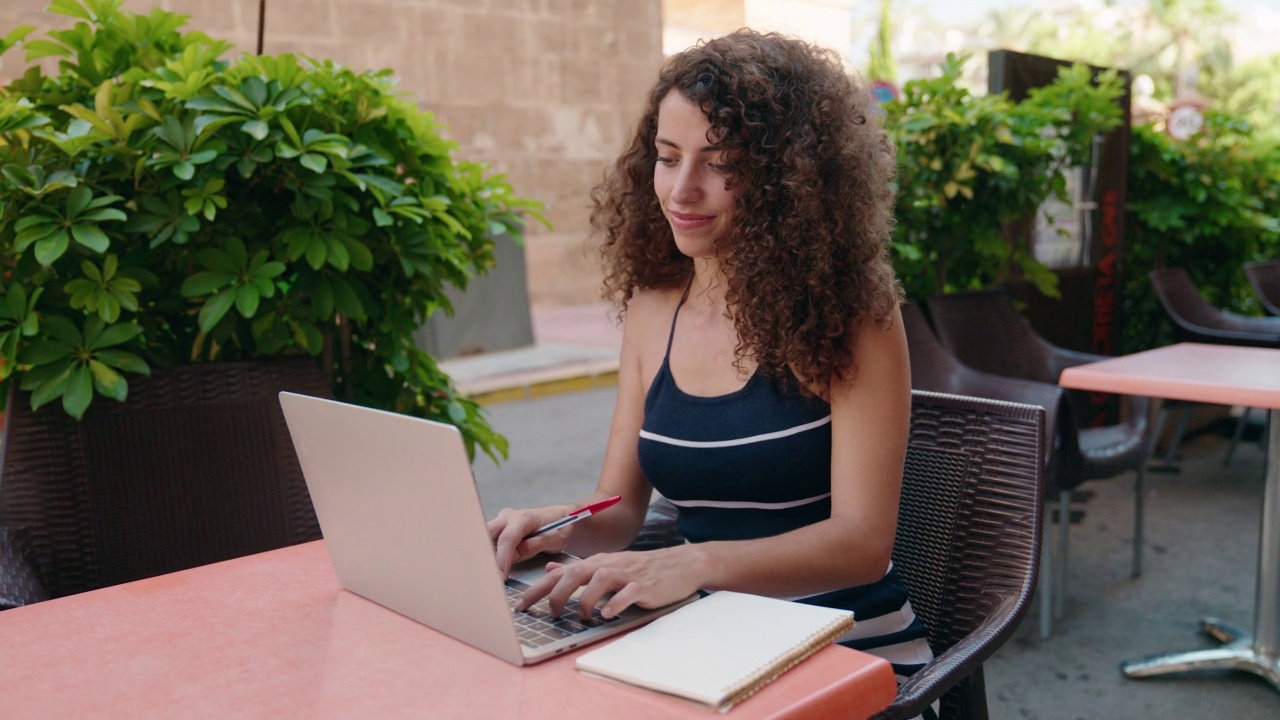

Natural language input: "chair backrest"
[879,390,1044,720]
[1149,266,1234,334]
[925,291,1054,384]
[1149,267,1280,346]
[1244,260,1280,317]
[903,303,966,394]
[902,302,1077,495]
[0,357,331,599]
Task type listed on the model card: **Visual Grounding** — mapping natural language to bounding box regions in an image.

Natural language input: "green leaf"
[18,340,72,365]
[42,315,82,345]
[447,400,467,424]
[62,365,93,419]
[89,359,127,401]
[94,349,150,375]
[343,237,374,272]
[198,289,237,332]
[15,224,61,253]
[241,118,269,140]
[93,321,143,349]
[29,363,74,411]
[66,185,92,216]
[23,39,70,62]
[299,152,327,173]
[79,207,127,222]
[305,236,327,270]
[34,230,72,265]
[174,161,195,180]
[373,208,394,227]
[235,283,261,318]
[71,224,110,253]
[181,271,234,297]
[331,276,364,320]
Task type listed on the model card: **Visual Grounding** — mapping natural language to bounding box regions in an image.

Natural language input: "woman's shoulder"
[625,284,686,326]
[619,284,688,361]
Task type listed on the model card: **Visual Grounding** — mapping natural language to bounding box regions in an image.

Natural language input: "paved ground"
[471,387,1279,720]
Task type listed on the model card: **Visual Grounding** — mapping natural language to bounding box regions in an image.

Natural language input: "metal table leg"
[1121,409,1280,688]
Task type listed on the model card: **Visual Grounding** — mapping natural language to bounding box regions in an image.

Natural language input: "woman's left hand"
[514,545,703,620]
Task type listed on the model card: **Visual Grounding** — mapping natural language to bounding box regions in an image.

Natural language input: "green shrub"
[1123,114,1280,351]
[885,54,1125,302]
[0,0,544,462]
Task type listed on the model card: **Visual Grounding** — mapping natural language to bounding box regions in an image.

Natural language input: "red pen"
[524,495,622,539]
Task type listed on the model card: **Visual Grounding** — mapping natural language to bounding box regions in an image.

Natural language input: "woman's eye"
[709,162,731,173]
[656,156,677,166]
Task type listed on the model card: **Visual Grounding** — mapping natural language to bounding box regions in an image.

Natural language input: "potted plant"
[0,0,544,461]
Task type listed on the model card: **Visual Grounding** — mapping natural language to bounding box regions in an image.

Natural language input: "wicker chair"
[1244,259,1280,317]
[631,389,1045,720]
[904,303,1071,640]
[925,291,1152,628]
[873,390,1043,720]
[0,357,331,609]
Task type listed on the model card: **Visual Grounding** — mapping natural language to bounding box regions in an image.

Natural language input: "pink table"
[0,541,897,719]
[1060,342,1280,687]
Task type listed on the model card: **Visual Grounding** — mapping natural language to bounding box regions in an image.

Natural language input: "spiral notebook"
[574,591,855,712]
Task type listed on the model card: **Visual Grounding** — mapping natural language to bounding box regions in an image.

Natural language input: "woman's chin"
[671,233,720,260]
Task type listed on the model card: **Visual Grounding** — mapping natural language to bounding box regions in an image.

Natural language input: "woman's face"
[653,91,739,260]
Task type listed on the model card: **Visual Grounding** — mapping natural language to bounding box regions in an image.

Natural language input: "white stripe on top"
[638,414,831,449]
[667,493,831,510]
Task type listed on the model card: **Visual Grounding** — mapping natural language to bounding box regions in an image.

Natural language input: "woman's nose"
[670,166,703,204]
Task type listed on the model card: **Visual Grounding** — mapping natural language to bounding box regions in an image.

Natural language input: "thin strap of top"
[663,278,695,362]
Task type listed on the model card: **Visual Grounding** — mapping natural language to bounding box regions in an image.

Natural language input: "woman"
[488,29,931,680]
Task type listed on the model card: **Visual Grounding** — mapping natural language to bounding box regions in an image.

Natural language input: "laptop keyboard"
[505,579,620,648]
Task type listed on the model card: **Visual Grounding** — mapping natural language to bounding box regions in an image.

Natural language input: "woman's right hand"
[487,504,579,578]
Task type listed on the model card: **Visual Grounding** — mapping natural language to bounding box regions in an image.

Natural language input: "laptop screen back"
[278,392,525,665]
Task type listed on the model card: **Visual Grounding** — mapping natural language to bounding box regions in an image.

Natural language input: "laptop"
[278,392,698,665]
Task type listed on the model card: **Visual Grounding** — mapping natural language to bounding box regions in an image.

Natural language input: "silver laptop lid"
[278,392,525,665]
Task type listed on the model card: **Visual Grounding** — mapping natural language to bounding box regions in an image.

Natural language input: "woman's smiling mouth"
[668,210,715,230]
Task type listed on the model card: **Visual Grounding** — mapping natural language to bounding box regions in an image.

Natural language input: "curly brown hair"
[593,29,901,397]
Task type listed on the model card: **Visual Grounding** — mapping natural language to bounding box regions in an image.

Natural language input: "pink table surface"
[0,541,896,720]
[1058,342,1280,409]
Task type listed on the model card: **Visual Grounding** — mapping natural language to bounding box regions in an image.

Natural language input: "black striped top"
[635,291,932,679]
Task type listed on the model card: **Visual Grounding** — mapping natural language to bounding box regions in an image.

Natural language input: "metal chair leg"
[1165,404,1191,465]
[1054,489,1070,620]
[1133,462,1145,578]
[1040,505,1054,640]
[1225,407,1252,468]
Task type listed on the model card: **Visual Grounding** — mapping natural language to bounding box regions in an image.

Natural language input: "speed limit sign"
[1167,101,1205,140]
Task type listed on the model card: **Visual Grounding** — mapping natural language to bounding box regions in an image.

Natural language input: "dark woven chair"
[0,357,331,609]
[925,290,1152,630]
[1148,267,1280,348]
[1244,259,1280,317]
[631,390,1045,720]
[904,303,1072,640]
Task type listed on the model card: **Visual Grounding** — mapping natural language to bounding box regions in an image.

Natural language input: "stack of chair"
[919,292,1152,639]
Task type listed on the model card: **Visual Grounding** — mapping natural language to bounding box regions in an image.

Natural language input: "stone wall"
[0,0,664,306]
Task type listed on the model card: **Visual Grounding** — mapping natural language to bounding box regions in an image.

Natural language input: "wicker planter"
[0,357,331,601]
